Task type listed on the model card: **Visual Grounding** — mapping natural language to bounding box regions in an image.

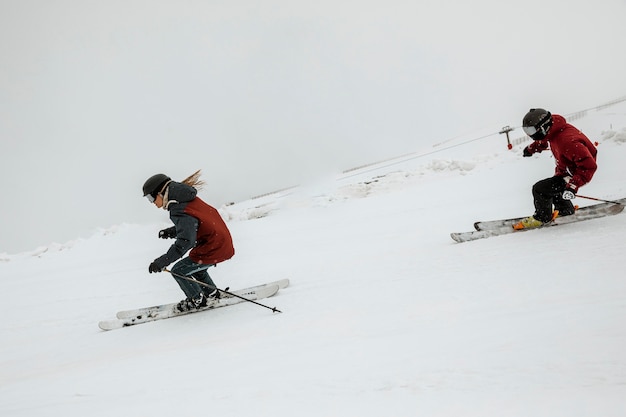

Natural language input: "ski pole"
[576,195,624,205]
[164,269,282,313]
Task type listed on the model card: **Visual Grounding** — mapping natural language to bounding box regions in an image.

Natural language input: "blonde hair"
[181,169,205,191]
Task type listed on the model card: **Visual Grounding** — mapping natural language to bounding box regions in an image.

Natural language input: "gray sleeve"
[152,214,198,268]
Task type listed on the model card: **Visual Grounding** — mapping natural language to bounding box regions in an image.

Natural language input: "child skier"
[514,108,597,229]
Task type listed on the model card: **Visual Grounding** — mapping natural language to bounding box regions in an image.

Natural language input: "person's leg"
[532,176,572,222]
[170,258,213,298]
[192,268,218,297]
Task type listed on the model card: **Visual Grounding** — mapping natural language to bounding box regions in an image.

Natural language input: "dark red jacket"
[526,114,597,191]
[184,198,235,265]
[153,181,234,269]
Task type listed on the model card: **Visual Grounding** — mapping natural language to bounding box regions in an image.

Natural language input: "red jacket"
[154,181,235,269]
[526,114,597,191]
[184,198,235,265]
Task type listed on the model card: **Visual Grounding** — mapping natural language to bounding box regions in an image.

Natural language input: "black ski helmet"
[522,108,553,140]
[143,173,171,198]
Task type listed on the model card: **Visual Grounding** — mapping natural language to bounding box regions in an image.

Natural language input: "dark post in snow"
[499,125,514,150]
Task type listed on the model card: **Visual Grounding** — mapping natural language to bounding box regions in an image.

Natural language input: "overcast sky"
[2,0,626,253]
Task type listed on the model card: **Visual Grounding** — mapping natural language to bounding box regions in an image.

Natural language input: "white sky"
[2,0,626,253]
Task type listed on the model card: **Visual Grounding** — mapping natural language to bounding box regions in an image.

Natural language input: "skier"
[513,108,597,229]
[142,170,235,311]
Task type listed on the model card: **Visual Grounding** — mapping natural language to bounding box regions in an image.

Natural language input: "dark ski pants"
[170,257,217,298]
[532,176,576,222]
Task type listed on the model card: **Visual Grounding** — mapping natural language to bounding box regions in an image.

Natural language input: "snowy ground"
[2,105,626,416]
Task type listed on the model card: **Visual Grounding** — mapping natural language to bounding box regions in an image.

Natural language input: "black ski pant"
[532,176,576,222]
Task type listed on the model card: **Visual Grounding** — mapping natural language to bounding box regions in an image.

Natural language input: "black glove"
[562,185,577,200]
[523,146,533,157]
[149,261,164,273]
[158,226,176,239]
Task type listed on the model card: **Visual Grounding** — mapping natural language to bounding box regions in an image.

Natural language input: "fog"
[1,0,625,253]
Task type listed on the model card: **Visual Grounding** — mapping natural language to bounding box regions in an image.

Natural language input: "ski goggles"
[522,125,541,137]
[523,113,552,138]
[145,194,156,203]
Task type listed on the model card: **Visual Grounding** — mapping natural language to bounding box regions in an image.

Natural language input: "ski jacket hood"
[163,181,197,208]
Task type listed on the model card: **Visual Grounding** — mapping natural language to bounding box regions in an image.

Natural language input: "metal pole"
[576,195,624,205]
[164,268,282,313]
[499,126,514,150]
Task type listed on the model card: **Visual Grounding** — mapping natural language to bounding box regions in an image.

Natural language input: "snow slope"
[2,104,626,416]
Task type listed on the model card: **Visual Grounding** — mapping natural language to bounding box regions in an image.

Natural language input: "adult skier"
[142,170,235,311]
[513,108,597,229]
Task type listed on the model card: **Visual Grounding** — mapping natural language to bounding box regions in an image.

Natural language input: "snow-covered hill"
[2,105,626,416]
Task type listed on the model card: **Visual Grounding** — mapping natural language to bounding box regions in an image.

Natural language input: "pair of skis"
[451,199,626,243]
[99,278,289,331]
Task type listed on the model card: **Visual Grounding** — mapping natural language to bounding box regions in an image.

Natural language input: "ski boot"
[175,292,208,312]
[512,211,559,230]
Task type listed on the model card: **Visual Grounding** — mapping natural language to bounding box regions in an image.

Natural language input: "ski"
[474,199,626,231]
[451,203,624,243]
[99,283,284,331]
[115,278,289,319]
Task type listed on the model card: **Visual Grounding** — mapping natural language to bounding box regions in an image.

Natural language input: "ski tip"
[450,233,463,243]
[275,278,290,289]
[256,284,280,299]
[98,320,121,331]
[473,222,481,231]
